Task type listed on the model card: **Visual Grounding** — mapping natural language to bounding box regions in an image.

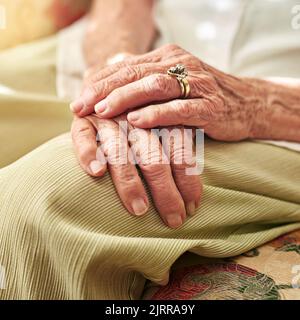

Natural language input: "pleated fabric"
[0,133,299,299]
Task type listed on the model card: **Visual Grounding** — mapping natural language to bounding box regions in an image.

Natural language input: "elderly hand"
[71,115,202,228]
[71,44,268,142]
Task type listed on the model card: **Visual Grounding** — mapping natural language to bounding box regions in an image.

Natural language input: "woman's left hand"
[70,44,267,142]
[71,115,202,228]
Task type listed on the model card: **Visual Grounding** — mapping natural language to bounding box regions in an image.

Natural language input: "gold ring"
[177,78,186,98]
[180,77,190,99]
[167,64,190,99]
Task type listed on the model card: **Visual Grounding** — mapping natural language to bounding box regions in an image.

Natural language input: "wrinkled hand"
[71,44,266,141]
[71,115,202,228]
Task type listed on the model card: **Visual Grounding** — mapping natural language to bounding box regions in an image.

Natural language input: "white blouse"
[155,0,300,77]
[154,0,246,72]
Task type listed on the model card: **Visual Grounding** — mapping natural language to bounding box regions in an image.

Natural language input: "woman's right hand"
[71,115,202,229]
[73,44,300,143]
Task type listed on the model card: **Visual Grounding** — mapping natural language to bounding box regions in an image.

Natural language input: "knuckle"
[139,163,167,179]
[89,73,101,84]
[85,82,100,99]
[160,197,185,216]
[214,94,225,108]
[138,164,187,214]
[176,101,194,119]
[206,94,225,113]
[165,132,186,164]
[101,128,128,165]
[121,65,141,82]
[113,165,137,185]
[103,138,122,164]
[195,75,218,95]
[72,124,91,141]
[173,161,198,177]
[111,60,127,70]
[173,163,190,175]
[138,148,163,166]
[176,175,202,200]
[144,74,169,97]
[151,107,163,123]
[184,57,203,71]
[171,147,186,165]
[168,131,194,163]
[88,67,110,84]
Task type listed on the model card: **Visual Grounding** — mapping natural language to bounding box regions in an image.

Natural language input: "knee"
[2,134,116,224]
[13,134,133,231]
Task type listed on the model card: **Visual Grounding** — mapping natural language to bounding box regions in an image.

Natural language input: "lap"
[0,133,299,299]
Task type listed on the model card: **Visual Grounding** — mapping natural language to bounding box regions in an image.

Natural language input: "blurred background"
[0,0,90,50]
[1,0,299,76]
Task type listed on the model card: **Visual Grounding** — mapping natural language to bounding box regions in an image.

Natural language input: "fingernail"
[186,202,196,216]
[70,99,84,113]
[131,198,148,216]
[95,100,106,114]
[89,160,104,175]
[128,112,140,123]
[166,215,182,229]
[70,89,95,112]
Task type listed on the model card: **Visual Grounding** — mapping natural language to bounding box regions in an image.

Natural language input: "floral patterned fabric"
[142,230,300,300]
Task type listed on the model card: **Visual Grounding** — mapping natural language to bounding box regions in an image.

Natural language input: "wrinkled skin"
[71,44,268,142]
[71,43,300,228]
[72,114,202,228]
[70,44,265,228]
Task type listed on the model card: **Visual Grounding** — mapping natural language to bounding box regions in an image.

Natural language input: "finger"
[82,53,136,84]
[127,124,186,228]
[70,44,187,116]
[83,44,178,84]
[94,74,206,118]
[70,63,165,116]
[71,116,107,177]
[90,117,149,216]
[83,54,147,83]
[128,99,213,128]
[162,127,202,216]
